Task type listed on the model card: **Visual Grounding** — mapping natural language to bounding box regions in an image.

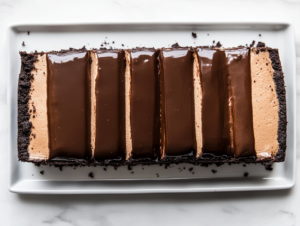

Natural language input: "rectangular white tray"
[7,22,296,194]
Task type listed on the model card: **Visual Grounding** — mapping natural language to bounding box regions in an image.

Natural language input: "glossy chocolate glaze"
[197,47,255,158]
[47,50,90,159]
[197,48,232,156]
[159,48,196,158]
[129,49,160,160]
[225,48,255,157]
[94,50,126,161]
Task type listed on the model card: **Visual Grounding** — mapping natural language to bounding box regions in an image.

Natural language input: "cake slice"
[159,47,197,161]
[47,49,90,160]
[125,48,160,162]
[90,49,126,163]
[19,48,91,165]
[250,47,286,161]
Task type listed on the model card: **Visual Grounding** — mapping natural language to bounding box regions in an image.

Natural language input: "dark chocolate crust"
[18,46,287,167]
[18,52,37,162]
[268,48,287,162]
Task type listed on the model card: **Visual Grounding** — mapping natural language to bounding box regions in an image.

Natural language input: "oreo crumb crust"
[88,172,94,178]
[192,32,197,38]
[18,46,286,167]
[268,48,287,162]
[18,52,38,162]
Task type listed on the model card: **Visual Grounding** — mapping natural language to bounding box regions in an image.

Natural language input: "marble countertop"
[0,0,299,225]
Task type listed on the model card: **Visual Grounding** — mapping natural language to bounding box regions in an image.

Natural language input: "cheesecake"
[18,45,287,166]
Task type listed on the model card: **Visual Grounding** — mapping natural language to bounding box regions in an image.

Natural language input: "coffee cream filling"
[250,49,279,158]
[28,54,49,160]
[90,51,97,157]
[193,52,203,158]
[125,51,132,160]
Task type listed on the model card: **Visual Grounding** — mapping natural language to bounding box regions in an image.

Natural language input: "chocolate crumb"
[192,32,197,38]
[207,33,209,36]
[40,170,44,175]
[103,167,107,171]
[216,41,222,47]
[212,169,217,174]
[243,164,246,167]
[259,34,261,36]
[112,41,115,44]
[264,164,273,171]
[188,167,193,172]
[244,172,249,177]
[128,165,132,170]
[156,173,159,177]
[89,57,93,64]
[130,171,134,174]
[250,40,256,47]
[59,166,63,171]
[257,42,266,48]
[122,44,124,47]
[28,31,30,35]
[88,172,94,178]
[22,41,25,46]
[142,168,144,170]
[114,166,117,170]
[165,163,170,169]
[171,43,180,48]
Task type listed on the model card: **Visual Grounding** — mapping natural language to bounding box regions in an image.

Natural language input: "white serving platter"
[7,22,296,194]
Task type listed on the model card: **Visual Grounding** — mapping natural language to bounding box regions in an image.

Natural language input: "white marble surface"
[0,0,300,225]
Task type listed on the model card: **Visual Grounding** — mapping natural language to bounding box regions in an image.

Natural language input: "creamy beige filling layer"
[250,49,279,158]
[125,51,132,160]
[90,51,97,157]
[193,52,203,158]
[28,54,49,160]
